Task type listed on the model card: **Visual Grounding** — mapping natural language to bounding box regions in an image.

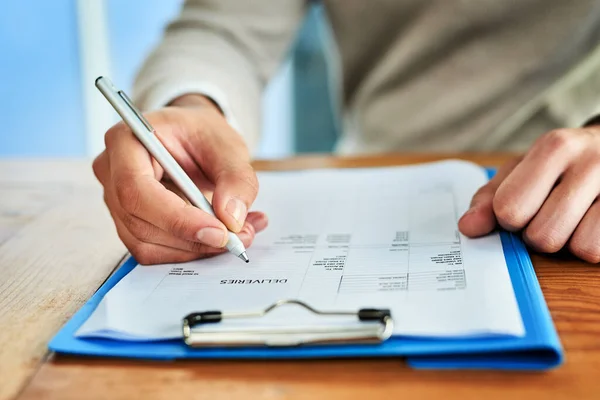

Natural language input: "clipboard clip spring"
[182,299,394,348]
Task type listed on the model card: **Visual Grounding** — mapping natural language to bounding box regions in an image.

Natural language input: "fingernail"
[196,227,226,247]
[226,198,247,227]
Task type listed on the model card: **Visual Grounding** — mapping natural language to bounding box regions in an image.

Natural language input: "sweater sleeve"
[132,0,305,152]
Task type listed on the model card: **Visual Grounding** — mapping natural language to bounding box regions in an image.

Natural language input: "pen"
[95,76,250,263]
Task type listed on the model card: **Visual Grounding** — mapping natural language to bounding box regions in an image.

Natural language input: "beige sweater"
[133,0,600,154]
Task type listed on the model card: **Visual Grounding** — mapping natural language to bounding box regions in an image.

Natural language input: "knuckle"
[492,196,528,230]
[473,185,491,197]
[119,211,134,228]
[130,242,157,265]
[471,185,494,205]
[103,122,125,148]
[92,153,110,185]
[539,129,579,156]
[580,155,600,175]
[226,164,259,191]
[92,155,103,179]
[126,217,155,242]
[239,169,259,194]
[114,226,130,246]
[102,192,111,207]
[216,165,259,198]
[115,177,141,215]
[523,227,563,253]
[569,240,600,264]
[186,241,208,254]
[166,212,193,239]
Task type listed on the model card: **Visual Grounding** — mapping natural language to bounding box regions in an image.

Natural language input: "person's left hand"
[458,126,600,263]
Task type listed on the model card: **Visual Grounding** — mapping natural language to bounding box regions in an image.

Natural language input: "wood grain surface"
[2,154,599,400]
[0,160,127,400]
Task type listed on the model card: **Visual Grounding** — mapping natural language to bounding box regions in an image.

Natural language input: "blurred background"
[0,0,338,159]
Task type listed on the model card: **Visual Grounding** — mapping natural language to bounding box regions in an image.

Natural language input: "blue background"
[1,1,85,156]
[0,1,335,157]
[0,0,184,157]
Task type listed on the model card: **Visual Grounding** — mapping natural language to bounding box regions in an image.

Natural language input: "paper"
[77,160,525,340]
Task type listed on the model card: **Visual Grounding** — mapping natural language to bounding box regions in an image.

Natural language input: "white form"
[77,160,525,340]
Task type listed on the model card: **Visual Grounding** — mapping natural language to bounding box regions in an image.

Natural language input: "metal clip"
[182,299,393,348]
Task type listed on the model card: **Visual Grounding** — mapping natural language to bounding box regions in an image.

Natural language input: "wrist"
[169,93,222,114]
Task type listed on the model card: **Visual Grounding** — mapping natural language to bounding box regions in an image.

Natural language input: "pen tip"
[238,252,250,263]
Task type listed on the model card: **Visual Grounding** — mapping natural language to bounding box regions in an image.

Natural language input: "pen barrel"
[225,232,245,254]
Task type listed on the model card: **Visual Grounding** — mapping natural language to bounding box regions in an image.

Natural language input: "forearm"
[132,0,305,153]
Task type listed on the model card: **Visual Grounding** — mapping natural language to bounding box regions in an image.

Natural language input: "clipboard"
[48,169,564,370]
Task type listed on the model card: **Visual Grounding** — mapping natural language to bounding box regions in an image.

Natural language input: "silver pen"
[95,76,249,263]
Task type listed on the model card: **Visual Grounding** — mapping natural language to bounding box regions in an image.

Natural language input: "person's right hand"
[93,94,268,265]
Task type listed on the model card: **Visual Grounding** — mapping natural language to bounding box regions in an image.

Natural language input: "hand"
[93,94,268,265]
[458,127,600,263]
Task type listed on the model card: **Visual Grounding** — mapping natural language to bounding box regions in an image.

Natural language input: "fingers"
[94,107,267,265]
[458,157,521,237]
[110,205,267,265]
[105,179,267,260]
[92,151,110,185]
[246,211,269,232]
[492,130,583,231]
[459,127,600,264]
[116,175,230,247]
[211,167,260,233]
[183,113,259,233]
[119,211,225,254]
[523,157,600,253]
[105,123,229,246]
[111,208,205,265]
[568,200,600,263]
[104,121,161,181]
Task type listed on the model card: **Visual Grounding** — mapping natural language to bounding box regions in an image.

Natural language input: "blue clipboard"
[48,169,564,370]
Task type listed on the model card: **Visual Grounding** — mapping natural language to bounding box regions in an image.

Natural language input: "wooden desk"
[1,154,599,400]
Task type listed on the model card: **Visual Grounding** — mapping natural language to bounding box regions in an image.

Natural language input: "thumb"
[185,111,259,233]
[458,158,521,237]
[211,165,259,233]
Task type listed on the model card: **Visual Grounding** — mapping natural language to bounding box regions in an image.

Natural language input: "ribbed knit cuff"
[582,114,600,127]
